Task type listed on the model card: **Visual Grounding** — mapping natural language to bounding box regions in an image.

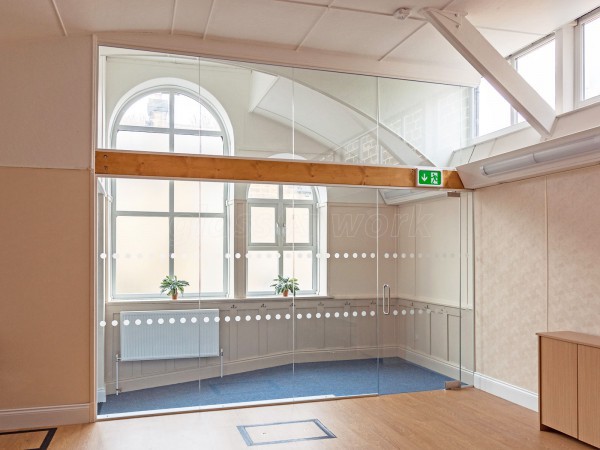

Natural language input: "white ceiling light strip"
[480,135,600,176]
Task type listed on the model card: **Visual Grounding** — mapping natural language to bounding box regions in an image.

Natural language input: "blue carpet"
[98,358,454,415]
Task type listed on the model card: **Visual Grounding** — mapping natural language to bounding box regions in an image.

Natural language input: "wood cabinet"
[538,331,600,448]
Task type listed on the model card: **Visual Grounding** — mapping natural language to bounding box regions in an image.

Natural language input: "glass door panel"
[291,185,380,400]
[196,180,296,408]
[377,189,474,394]
[97,176,209,417]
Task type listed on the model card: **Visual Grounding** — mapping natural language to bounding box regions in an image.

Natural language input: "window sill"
[109,295,333,305]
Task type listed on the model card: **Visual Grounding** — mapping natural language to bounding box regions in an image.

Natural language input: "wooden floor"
[20,389,596,449]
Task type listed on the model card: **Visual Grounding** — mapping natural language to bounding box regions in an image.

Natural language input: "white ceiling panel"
[56,0,174,33]
[479,28,545,57]
[452,0,600,35]
[205,0,323,47]
[1,0,599,87]
[172,0,212,35]
[0,0,63,41]
[387,24,472,68]
[303,9,425,57]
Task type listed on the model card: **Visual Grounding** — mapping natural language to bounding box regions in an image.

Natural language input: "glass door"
[290,185,381,400]
[195,181,296,408]
[377,189,474,395]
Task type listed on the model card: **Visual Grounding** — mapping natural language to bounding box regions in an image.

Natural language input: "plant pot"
[282,290,289,297]
[171,291,178,300]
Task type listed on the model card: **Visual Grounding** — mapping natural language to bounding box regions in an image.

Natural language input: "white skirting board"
[0,403,91,432]
[104,346,472,395]
[399,348,475,386]
[474,372,538,412]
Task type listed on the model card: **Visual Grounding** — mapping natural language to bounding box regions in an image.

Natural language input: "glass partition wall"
[96,179,473,417]
[96,46,474,418]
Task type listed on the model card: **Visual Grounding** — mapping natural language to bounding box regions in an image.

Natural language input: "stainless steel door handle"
[383,284,390,315]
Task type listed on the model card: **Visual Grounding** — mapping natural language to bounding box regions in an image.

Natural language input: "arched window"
[109,86,231,298]
[112,87,230,155]
[246,184,318,295]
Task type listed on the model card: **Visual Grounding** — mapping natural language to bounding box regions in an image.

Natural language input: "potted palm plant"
[270,275,299,297]
[159,275,190,300]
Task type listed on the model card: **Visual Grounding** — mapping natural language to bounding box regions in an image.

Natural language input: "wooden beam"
[422,8,556,136]
[95,150,465,190]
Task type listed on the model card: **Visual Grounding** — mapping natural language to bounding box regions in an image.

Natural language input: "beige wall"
[0,167,91,408]
[475,164,600,393]
[0,36,93,415]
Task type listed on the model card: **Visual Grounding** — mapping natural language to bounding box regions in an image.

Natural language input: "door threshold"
[96,393,378,422]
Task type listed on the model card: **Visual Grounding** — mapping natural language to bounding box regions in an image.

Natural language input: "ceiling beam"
[95,150,465,190]
[422,8,556,137]
[49,0,68,37]
[170,0,178,35]
[203,0,217,40]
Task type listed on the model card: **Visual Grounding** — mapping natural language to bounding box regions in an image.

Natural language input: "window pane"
[120,92,169,128]
[115,179,169,212]
[174,218,199,295]
[174,94,222,131]
[174,180,200,213]
[174,135,199,154]
[115,130,169,152]
[283,185,313,200]
[174,181,224,213]
[584,17,600,100]
[115,217,169,295]
[250,206,276,243]
[285,207,310,244]
[201,136,224,155]
[248,184,279,199]
[201,217,224,293]
[477,78,512,136]
[174,94,201,130]
[247,251,279,292]
[201,182,225,213]
[174,135,224,155]
[174,218,225,296]
[516,40,555,108]
[283,251,313,292]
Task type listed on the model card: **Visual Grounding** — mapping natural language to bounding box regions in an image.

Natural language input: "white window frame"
[575,7,600,108]
[246,185,319,296]
[475,34,556,138]
[109,86,232,300]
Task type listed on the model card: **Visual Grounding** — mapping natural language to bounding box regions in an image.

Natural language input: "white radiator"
[119,309,220,362]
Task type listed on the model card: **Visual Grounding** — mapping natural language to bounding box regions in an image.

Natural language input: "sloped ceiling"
[2,0,600,86]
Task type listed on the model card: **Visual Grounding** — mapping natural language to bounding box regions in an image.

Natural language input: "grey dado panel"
[102,298,473,394]
[414,308,431,355]
[430,312,448,360]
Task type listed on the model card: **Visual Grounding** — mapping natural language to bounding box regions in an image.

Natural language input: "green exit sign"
[416,169,443,187]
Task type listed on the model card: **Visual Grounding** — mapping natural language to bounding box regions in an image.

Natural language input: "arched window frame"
[108,84,233,299]
[110,85,232,156]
